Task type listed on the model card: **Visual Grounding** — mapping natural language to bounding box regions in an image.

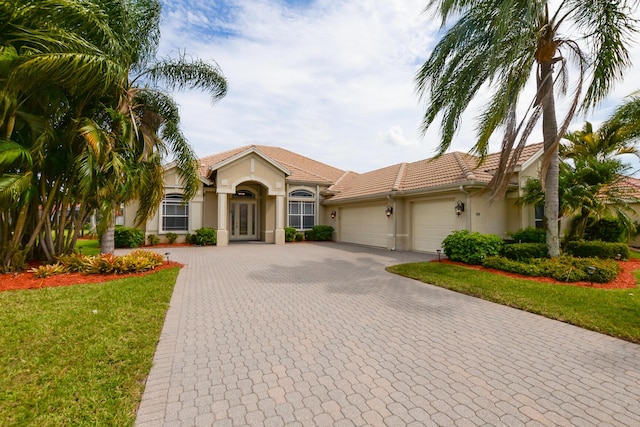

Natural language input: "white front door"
[230,200,257,240]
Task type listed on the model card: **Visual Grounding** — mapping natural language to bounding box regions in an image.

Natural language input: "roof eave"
[322,180,516,205]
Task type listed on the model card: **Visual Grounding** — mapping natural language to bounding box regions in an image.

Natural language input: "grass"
[75,238,101,256]
[387,262,640,343]
[0,268,179,426]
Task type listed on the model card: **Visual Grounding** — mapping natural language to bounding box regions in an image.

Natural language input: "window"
[162,194,188,231]
[534,205,544,229]
[288,190,315,230]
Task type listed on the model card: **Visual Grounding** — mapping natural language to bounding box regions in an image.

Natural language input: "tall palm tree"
[415,0,637,257]
[0,0,227,268]
[0,0,126,270]
[76,0,227,254]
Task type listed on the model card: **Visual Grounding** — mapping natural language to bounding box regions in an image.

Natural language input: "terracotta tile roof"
[481,142,544,172]
[195,143,545,200]
[613,175,640,199]
[328,164,405,199]
[198,145,345,184]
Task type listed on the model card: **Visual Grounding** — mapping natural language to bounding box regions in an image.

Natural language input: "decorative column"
[217,192,229,246]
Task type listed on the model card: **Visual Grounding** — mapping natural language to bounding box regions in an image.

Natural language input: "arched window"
[162,194,189,231]
[288,189,315,230]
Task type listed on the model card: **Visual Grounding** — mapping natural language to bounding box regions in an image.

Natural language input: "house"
[122,143,546,253]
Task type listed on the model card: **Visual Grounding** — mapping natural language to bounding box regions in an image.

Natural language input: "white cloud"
[158,0,640,174]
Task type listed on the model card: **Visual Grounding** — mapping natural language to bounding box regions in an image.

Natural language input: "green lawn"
[387,262,640,343]
[75,238,102,256]
[0,268,178,426]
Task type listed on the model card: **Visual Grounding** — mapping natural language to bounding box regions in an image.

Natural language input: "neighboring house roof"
[614,176,640,200]
[195,143,545,201]
[198,145,345,185]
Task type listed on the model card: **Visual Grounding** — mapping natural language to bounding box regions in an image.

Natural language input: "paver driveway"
[136,243,640,426]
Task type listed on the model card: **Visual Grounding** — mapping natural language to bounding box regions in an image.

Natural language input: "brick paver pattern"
[135,243,640,426]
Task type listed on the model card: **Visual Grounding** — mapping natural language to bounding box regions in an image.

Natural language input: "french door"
[230,200,257,240]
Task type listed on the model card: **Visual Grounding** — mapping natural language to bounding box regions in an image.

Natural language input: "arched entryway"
[229,188,259,241]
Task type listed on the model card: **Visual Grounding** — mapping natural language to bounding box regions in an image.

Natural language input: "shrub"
[57,253,89,272]
[483,256,544,277]
[501,243,548,261]
[147,234,160,246]
[166,232,178,244]
[541,256,619,283]
[284,227,297,242]
[565,240,630,260]
[30,263,66,278]
[304,225,334,241]
[508,227,546,243]
[441,230,504,265]
[482,255,619,283]
[193,228,216,245]
[584,217,628,242]
[114,226,145,248]
[295,233,304,242]
[51,250,164,275]
[185,233,195,244]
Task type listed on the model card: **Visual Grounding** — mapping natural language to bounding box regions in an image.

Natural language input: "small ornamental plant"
[31,250,165,278]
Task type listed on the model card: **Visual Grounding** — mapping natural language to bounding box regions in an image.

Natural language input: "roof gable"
[199,145,345,184]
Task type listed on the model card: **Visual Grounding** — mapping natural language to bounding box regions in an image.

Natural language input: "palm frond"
[570,0,638,112]
[0,140,32,170]
[140,55,228,102]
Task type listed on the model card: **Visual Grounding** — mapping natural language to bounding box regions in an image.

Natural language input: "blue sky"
[158,0,640,174]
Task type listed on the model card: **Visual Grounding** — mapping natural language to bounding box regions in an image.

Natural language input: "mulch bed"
[438,259,640,289]
[2,256,638,293]
[0,261,183,292]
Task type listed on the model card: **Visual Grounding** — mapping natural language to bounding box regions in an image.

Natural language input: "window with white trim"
[288,190,315,230]
[162,194,188,231]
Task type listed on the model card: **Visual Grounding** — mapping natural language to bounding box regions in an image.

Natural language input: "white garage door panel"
[341,205,388,248]
[413,200,457,253]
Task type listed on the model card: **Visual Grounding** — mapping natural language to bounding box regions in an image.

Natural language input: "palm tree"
[608,91,640,143]
[562,121,640,162]
[415,0,637,257]
[75,0,227,254]
[519,117,640,241]
[0,0,126,270]
[0,0,227,268]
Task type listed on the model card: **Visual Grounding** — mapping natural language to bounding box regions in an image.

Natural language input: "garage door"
[340,205,388,248]
[412,199,458,253]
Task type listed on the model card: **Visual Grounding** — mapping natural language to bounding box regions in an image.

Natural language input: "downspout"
[459,185,471,231]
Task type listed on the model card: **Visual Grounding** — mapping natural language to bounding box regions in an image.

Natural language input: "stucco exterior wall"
[202,189,218,229]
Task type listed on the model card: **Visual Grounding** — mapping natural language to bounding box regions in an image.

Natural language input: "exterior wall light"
[330,210,337,219]
[455,200,465,216]
[385,206,393,217]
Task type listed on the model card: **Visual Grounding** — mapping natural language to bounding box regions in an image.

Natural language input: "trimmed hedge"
[304,225,334,241]
[284,227,297,242]
[483,255,620,283]
[114,226,145,248]
[509,227,546,243]
[442,230,503,265]
[501,243,548,261]
[564,240,629,260]
[187,228,217,245]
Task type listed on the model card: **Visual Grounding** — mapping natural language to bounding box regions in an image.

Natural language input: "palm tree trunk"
[540,61,561,258]
[100,204,117,254]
